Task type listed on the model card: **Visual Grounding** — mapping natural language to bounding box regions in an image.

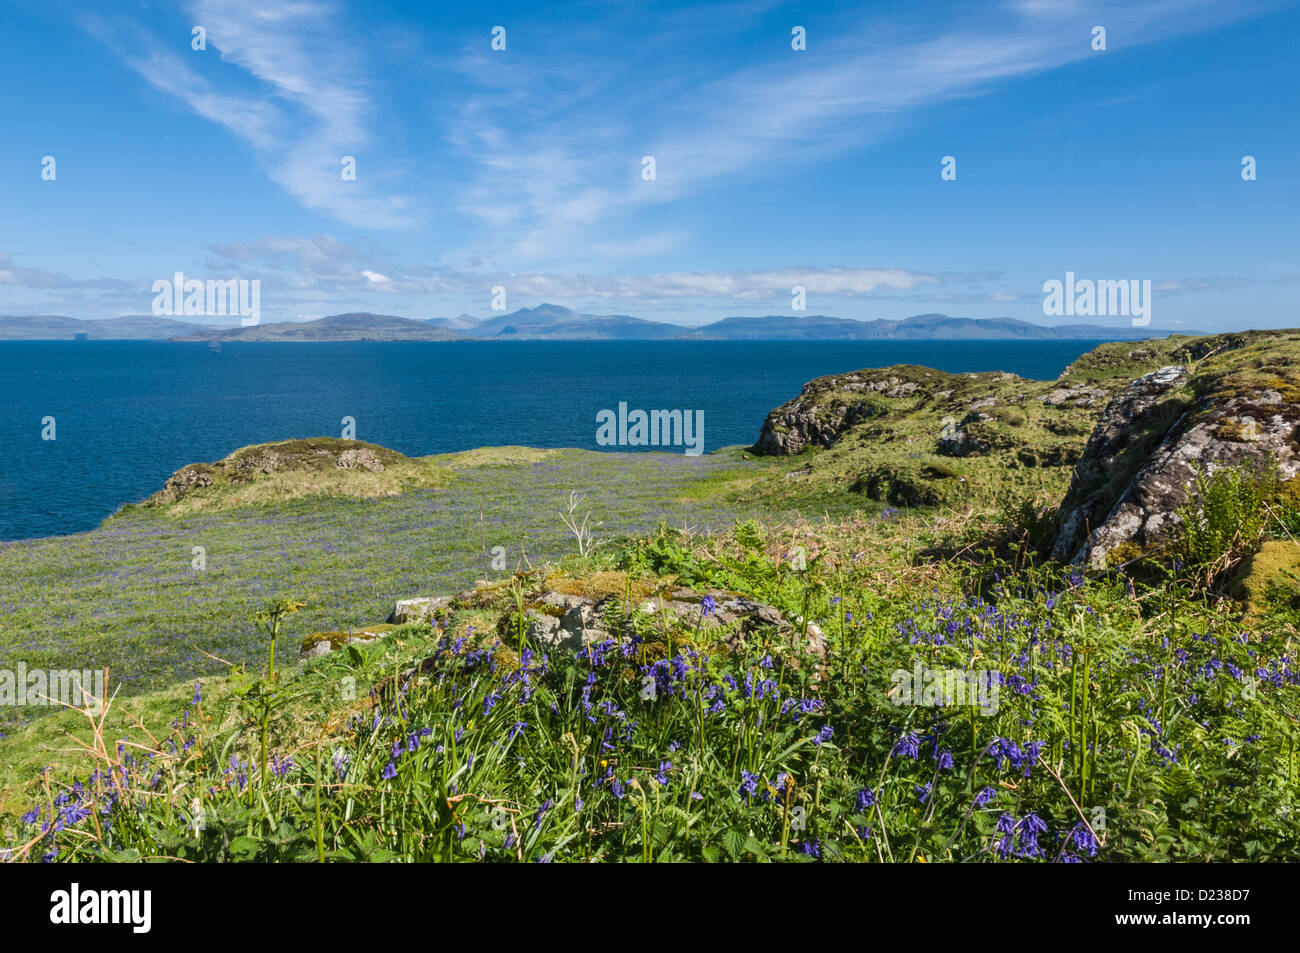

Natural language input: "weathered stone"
[336,448,385,471]
[1052,360,1300,568]
[387,595,453,625]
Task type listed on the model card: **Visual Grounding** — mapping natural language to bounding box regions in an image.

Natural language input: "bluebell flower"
[894,732,921,759]
[1071,823,1099,857]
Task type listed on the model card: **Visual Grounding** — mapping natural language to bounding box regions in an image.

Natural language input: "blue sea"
[0,340,1106,541]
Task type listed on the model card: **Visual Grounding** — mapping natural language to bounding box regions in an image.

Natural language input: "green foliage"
[996,492,1058,551]
[1176,463,1277,571]
[9,531,1298,863]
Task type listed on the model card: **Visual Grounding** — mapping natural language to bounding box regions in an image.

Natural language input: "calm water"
[0,340,1104,541]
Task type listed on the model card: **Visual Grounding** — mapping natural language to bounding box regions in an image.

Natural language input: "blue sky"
[0,0,1296,329]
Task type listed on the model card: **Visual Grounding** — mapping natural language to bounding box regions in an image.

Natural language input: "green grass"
[0,446,786,743]
[5,516,1297,862]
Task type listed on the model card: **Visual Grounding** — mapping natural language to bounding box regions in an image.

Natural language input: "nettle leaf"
[228,836,262,861]
[722,829,744,860]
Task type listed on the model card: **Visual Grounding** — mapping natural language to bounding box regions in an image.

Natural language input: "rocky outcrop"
[301,624,397,659]
[1052,336,1300,567]
[753,369,937,454]
[1051,366,1192,563]
[144,438,435,510]
[309,583,824,661]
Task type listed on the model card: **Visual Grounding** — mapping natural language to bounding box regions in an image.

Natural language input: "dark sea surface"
[0,339,1106,541]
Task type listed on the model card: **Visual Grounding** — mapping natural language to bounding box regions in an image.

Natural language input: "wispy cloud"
[83,0,413,229]
[446,0,1274,261]
[203,236,946,301]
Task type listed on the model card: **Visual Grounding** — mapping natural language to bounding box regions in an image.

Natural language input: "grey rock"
[1051,365,1191,563]
[388,595,453,625]
[1052,358,1300,567]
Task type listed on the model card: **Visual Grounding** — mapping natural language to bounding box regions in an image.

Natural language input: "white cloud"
[83,1,413,229]
[446,0,1272,262]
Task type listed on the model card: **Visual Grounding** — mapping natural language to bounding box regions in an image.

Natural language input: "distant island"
[0,304,1180,342]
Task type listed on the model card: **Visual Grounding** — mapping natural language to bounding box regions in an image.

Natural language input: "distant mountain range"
[0,305,1180,342]
[0,314,202,340]
[169,312,464,342]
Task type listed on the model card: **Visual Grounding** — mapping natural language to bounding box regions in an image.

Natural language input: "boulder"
[387,596,453,625]
[300,624,396,659]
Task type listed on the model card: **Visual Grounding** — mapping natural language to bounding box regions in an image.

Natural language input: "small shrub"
[1176,462,1277,573]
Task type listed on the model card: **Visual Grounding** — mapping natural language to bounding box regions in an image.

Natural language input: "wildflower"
[382,761,397,780]
[814,725,834,746]
[935,750,954,771]
[701,595,717,617]
[534,799,553,829]
[739,770,760,801]
[59,803,92,827]
[894,732,921,759]
[192,681,202,706]
[1018,811,1048,858]
[973,786,997,808]
[654,761,672,786]
[914,783,932,804]
[1071,823,1099,857]
[508,721,528,742]
[995,812,1018,858]
[799,839,821,858]
[856,787,876,811]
